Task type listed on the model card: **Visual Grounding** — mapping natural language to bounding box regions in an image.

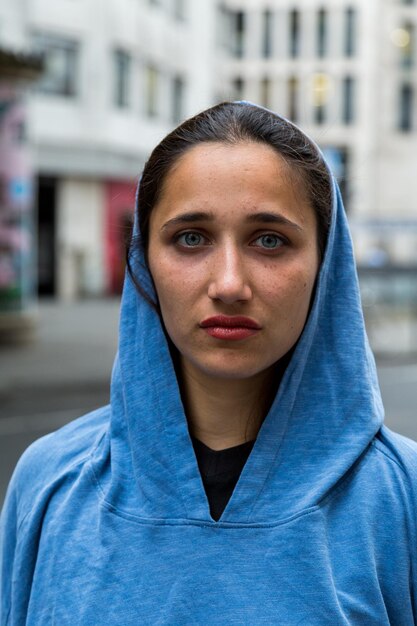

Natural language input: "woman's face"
[148,142,320,381]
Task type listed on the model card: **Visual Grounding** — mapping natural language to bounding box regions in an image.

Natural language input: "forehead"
[151,142,315,228]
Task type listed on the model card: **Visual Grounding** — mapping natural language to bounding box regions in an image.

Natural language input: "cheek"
[264,264,317,321]
[149,259,199,337]
[150,252,208,302]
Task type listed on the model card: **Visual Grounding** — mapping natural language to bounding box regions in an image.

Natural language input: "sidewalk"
[0,297,121,419]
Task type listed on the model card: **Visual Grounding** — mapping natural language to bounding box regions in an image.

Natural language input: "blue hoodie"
[1,106,417,625]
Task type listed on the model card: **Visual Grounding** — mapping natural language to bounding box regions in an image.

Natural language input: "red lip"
[200,315,261,329]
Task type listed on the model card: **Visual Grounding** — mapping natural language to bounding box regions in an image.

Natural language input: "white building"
[0,0,217,299]
[216,0,417,268]
[1,0,417,304]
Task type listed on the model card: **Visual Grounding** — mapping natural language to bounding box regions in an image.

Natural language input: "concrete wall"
[57,178,106,300]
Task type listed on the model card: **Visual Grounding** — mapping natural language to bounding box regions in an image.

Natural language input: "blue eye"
[176,232,205,247]
[253,234,284,249]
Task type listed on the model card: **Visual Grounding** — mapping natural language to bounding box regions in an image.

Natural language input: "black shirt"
[191,436,256,522]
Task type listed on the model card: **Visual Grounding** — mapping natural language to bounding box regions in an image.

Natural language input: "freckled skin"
[148,142,320,382]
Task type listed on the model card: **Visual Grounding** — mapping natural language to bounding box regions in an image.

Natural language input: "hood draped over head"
[101,101,384,523]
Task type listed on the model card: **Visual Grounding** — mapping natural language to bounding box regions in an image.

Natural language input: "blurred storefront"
[0,47,42,342]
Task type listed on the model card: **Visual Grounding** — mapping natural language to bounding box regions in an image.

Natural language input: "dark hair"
[127,101,332,305]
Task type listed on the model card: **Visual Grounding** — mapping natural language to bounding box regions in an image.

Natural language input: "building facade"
[0,0,217,298]
[217,0,417,269]
[1,0,416,304]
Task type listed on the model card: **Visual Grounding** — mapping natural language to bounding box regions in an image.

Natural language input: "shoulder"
[374,424,417,475]
[3,405,110,524]
[370,425,417,504]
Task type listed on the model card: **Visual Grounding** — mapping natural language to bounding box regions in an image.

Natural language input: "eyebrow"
[161,211,303,232]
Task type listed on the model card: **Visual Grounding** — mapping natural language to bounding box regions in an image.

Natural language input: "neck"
[178,359,280,451]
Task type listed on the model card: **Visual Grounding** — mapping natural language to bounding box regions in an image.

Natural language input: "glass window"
[400,22,414,68]
[289,10,300,58]
[317,8,328,57]
[288,76,299,122]
[173,0,186,20]
[233,11,245,58]
[312,72,330,121]
[262,10,273,58]
[145,64,159,117]
[172,75,185,123]
[314,104,326,125]
[342,76,355,124]
[344,7,356,57]
[260,77,271,108]
[232,77,244,100]
[114,49,131,108]
[398,83,413,131]
[33,34,78,97]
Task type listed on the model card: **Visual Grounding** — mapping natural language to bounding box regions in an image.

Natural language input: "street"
[1,298,417,507]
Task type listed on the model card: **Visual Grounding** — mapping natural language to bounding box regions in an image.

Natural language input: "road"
[0,298,416,506]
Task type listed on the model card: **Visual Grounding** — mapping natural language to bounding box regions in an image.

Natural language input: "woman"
[1,102,417,625]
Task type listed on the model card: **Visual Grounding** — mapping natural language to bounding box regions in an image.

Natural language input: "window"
[232,77,244,100]
[398,83,413,131]
[260,77,271,108]
[312,72,330,123]
[232,11,245,58]
[145,64,159,117]
[342,76,355,124]
[317,8,328,57]
[312,73,329,125]
[288,76,299,122]
[173,0,186,20]
[344,7,356,57]
[262,10,273,58]
[33,34,78,97]
[314,104,326,125]
[171,75,185,123]
[400,22,414,68]
[114,49,131,108]
[289,10,300,58]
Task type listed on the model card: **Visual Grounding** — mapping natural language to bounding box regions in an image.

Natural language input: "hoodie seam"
[370,440,410,477]
[93,493,320,528]
[317,441,375,508]
[318,437,411,512]
[16,448,103,534]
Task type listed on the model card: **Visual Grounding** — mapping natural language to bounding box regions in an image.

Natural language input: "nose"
[207,242,252,304]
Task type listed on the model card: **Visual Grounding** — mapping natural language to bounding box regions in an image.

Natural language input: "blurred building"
[0,0,417,306]
[0,0,216,299]
[217,0,417,270]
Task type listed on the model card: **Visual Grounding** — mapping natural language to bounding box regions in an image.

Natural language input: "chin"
[189,353,276,381]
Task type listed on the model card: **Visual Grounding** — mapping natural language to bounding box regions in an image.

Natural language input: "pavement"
[0,298,120,504]
[0,297,120,402]
[0,297,417,507]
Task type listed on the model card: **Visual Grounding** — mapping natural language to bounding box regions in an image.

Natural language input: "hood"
[104,103,384,524]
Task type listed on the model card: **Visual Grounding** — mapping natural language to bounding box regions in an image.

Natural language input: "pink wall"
[105,180,137,294]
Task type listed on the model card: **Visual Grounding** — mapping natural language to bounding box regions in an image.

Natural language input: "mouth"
[199,316,261,341]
